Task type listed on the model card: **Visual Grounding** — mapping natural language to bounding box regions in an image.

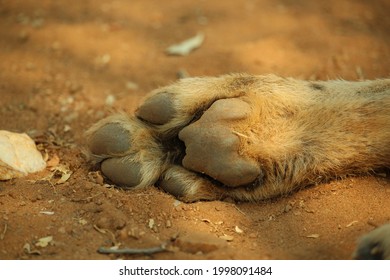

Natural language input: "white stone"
[0,130,46,180]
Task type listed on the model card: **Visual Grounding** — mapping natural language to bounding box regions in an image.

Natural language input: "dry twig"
[97,243,168,255]
[0,223,7,240]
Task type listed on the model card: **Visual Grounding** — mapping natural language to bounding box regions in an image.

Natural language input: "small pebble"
[105,94,116,106]
[0,130,46,180]
[58,227,66,234]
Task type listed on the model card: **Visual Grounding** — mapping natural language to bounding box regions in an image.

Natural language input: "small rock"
[95,54,111,68]
[67,82,82,94]
[127,227,140,239]
[18,30,29,43]
[78,218,88,225]
[173,200,181,207]
[118,228,128,240]
[46,154,60,168]
[105,94,116,106]
[284,204,293,213]
[174,232,226,254]
[125,81,139,90]
[177,69,189,79]
[249,233,257,238]
[219,234,234,241]
[114,219,126,230]
[31,18,44,28]
[0,130,46,180]
[63,125,71,132]
[96,215,126,230]
[94,172,104,185]
[58,227,66,234]
[96,217,110,229]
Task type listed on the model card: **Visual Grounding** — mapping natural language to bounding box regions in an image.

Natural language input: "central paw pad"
[178,98,261,187]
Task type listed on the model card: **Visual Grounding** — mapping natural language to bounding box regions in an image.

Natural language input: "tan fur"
[87,74,390,202]
[218,75,390,200]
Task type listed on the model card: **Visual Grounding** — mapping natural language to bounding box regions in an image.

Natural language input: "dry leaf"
[23,243,41,255]
[148,219,155,229]
[1,223,7,240]
[234,226,244,234]
[39,211,54,215]
[105,94,116,106]
[126,81,139,90]
[95,54,111,68]
[219,234,234,241]
[93,224,107,234]
[23,243,31,253]
[46,154,60,168]
[88,171,104,185]
[35,236,53,247]
[346,221,358,227]
[50,164,72,184]
[56,172,71,184]
[166,33,204,56]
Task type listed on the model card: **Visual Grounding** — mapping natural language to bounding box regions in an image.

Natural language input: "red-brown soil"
[0,0,389,260]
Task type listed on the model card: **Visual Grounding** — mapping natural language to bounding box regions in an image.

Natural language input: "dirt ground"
[0,0,389,260]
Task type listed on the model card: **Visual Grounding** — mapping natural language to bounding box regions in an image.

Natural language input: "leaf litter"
[35,236,53,247]
[166,33,205,56]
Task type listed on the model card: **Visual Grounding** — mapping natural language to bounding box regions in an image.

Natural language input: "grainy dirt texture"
[0,0,389,260]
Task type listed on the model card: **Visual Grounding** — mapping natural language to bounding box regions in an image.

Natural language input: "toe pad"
[136,92,176,125]
[88,123,131,156]
[101,157,142,187]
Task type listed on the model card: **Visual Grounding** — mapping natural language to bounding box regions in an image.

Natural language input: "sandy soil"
[0,0,389,260]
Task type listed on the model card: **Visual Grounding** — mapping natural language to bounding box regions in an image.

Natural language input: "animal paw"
[87,75,263,201]
[353,224,390,260]
[86,114,165,188]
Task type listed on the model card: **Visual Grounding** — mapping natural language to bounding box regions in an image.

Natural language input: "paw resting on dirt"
[87,74,390,202]
[87,75,263,201]
[87,113,165,190]
[138,94,261,186]
[88,122,142,186]
[353,224,390,260]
